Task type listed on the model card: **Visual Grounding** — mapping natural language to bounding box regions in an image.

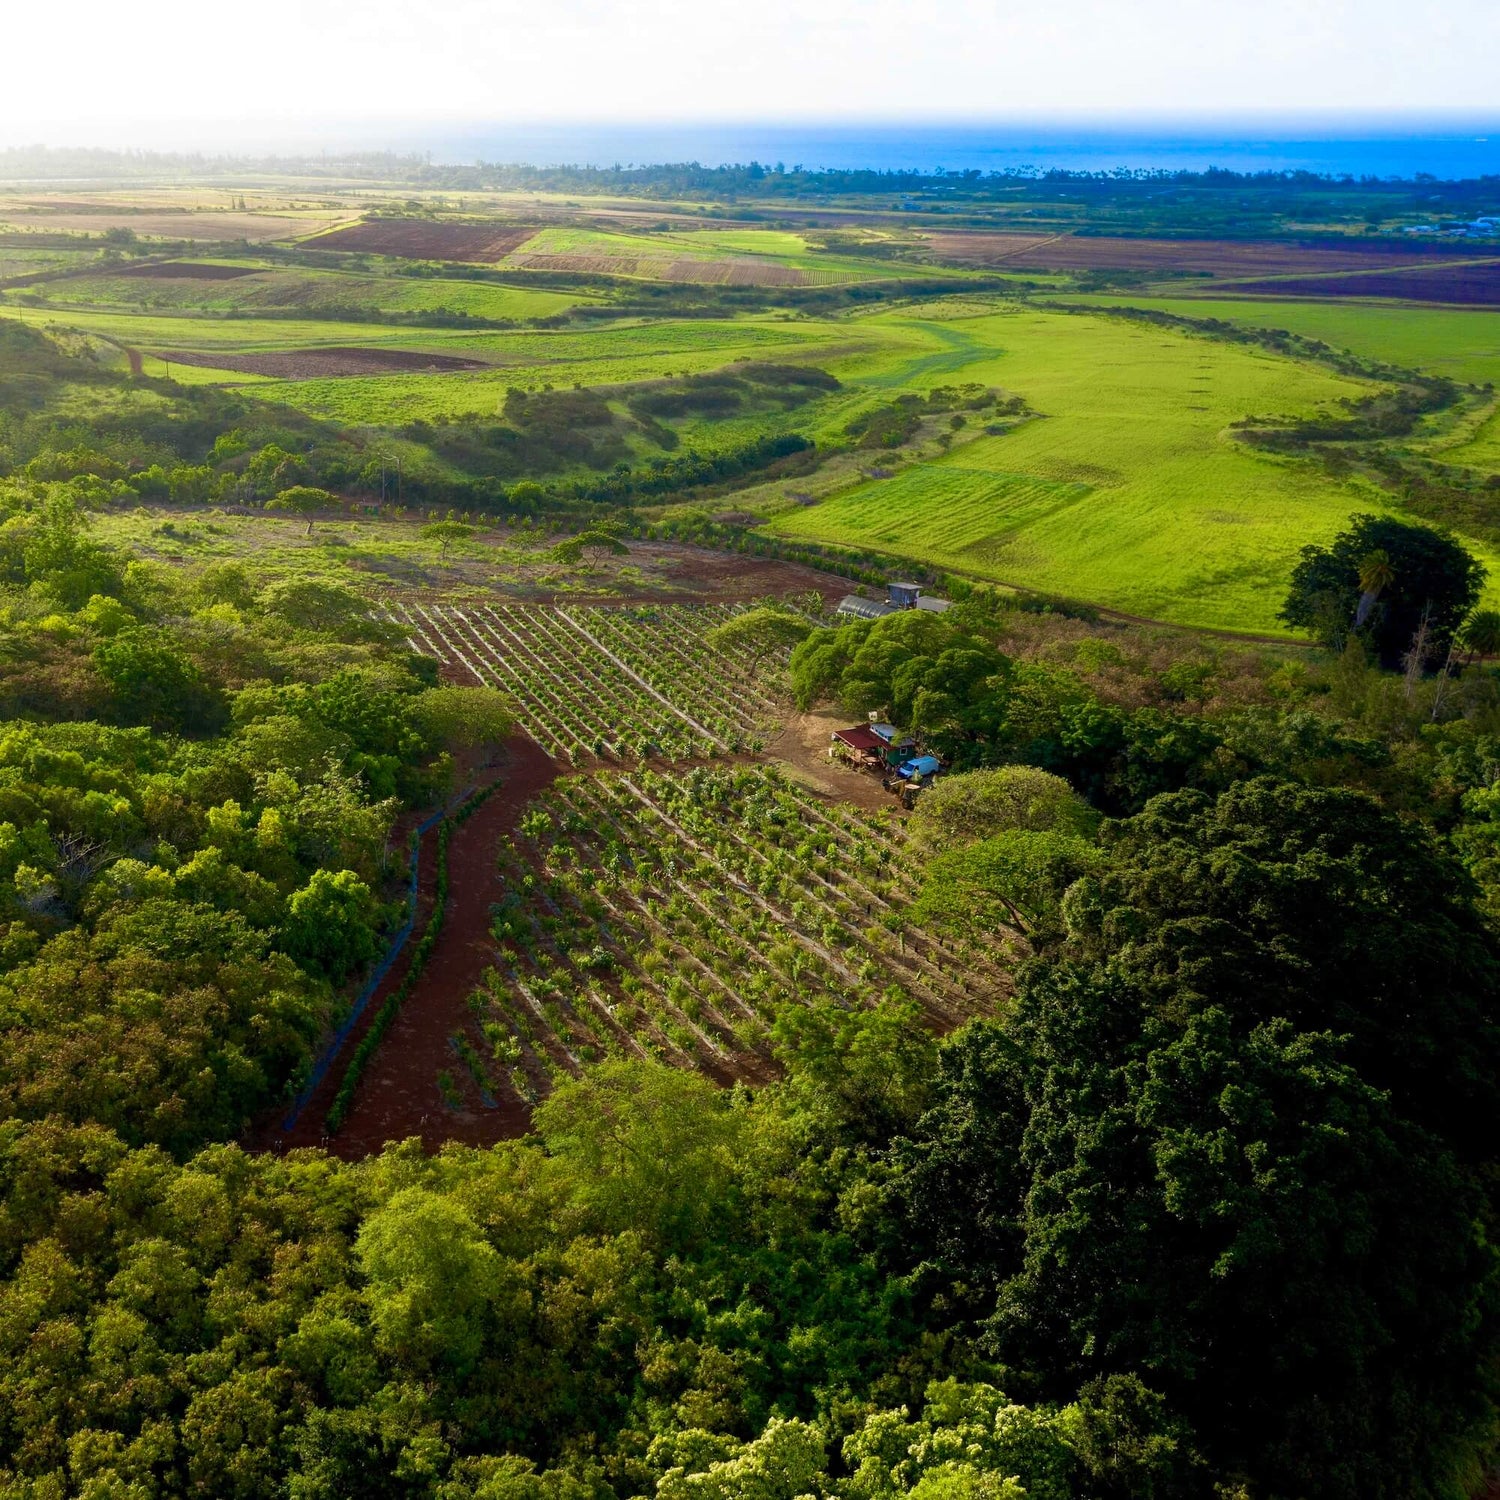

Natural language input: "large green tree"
[894,778,1500,1500]
[1281,514,1484,667]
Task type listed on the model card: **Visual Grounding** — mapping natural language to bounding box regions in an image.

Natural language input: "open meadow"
[5,190,1499,632]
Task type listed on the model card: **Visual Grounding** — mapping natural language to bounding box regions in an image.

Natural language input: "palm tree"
[1354,549,1396,629]
[1458,609,1500,666]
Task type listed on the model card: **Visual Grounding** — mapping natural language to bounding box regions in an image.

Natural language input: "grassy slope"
[1059,294,1500,385]
[11,265,592,320]
[767,305,1500,632]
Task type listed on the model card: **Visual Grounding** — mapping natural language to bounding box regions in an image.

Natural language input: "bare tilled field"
[924,230,1486,280]
[307,218,539,261]
[1222,260,1500,305]
[156,345,491,377]
[115,261,259,280]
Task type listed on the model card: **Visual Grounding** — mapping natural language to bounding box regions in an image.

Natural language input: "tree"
[93,627,224,733]
[1353,547,1395,628]
[1281,514,1484,667]
[893,778,1500,1500]
[267,485,337,535]
[421,520,474,555]
[907,767,1097,858]
[283,868,384,982]
[355,1187,510,1375]
[410,686,515,754]
[1457,607,1500,665]
[704,606,813,669]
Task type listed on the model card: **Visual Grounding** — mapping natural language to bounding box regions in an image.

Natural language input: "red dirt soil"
[157,346,491,378]
[311,219,537,262]
[925,231,1487,280]
[257,733,559,1159]
[114,261,259,280]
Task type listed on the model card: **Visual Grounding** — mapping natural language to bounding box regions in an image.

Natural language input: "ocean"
[422,119,1500,180]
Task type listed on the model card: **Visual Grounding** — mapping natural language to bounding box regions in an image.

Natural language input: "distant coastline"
[424,119,1500,180]
[2,117,1499,182]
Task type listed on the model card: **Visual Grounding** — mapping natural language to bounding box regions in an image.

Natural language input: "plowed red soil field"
[157,346,490,378]
[310,219,538,261]
[115,261,259,280]
[925,231,1484,280]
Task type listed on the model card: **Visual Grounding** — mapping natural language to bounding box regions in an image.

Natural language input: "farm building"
[837,586,952,619]
[831,724,886,762]
[830,721,916,769]
[836,594,896,620]
[887,582,953,613]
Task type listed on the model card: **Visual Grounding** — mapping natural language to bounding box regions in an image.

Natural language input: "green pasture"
[1442,406,1500,474]
[503,223,895,283]
[767,306,1500,632]
[11,264,592,321]
[1061,294,1500,385]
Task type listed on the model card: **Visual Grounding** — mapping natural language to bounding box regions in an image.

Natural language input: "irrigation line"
[278,781,482,1134]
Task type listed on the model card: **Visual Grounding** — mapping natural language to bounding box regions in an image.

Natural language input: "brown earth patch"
[155,345,491,378]
[925,231,1488,280]
[258,734,558,1158]
[764,710,912,813]
[114,261,259,280]
[311,219,537,262]
[1220,260,1500,306]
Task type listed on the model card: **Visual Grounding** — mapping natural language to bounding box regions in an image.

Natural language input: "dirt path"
[764,710,909,812]
[254,734,559,1158]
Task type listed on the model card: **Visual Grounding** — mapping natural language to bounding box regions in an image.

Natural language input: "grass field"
[11,215,1498,635]
[1061,294,1500,385]
[766,305,1500,632]
[11,264,593,321]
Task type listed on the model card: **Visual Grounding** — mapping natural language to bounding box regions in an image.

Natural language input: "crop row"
[441,765,1012,1112]
[387,601,789,762]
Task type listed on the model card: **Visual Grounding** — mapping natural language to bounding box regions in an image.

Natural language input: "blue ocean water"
[424,119,1500,180]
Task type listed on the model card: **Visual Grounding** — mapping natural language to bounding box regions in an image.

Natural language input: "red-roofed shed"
[832,725,884,754]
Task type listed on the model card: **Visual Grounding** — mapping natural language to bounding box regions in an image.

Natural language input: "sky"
[0,0,1495,149]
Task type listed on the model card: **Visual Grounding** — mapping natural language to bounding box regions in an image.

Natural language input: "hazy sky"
[1,0,1495,147]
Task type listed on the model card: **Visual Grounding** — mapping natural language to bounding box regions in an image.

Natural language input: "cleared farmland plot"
[455,765,1008,1108]
[388,601,788,759]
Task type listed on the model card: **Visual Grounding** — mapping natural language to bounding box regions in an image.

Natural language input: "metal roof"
[832,725,884,752]
[836,594,895,619]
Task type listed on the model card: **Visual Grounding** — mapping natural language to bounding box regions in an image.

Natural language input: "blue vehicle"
[884,754,941,806]
[895,754,941,781]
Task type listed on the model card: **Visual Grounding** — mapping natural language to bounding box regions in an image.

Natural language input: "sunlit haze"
[3,0,1498,150]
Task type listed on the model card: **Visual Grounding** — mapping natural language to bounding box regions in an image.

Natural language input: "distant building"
[914,596,953,614]
[888,582,922,609]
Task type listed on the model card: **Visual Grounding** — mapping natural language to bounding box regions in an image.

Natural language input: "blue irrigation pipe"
[278,787,477,1134]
